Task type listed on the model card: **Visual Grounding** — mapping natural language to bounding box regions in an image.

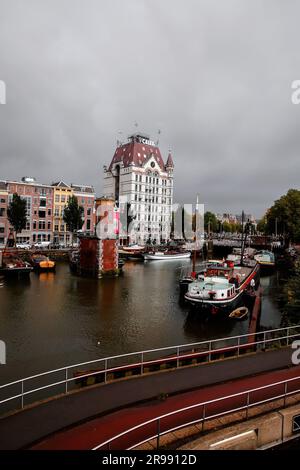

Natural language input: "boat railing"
[0,324,299,417]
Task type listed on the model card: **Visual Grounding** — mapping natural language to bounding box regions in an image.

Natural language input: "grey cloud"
[0,0,299,217]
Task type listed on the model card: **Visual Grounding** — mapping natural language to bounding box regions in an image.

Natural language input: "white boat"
[144,251,191,260]
[226,247,255,266]
[184,261,260,311]
[119,244,145,260]
[121,244,145,252]
[254,250,275,269]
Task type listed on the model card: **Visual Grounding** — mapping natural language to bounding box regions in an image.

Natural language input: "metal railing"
[93,374,300,450]
[0,325,299,416]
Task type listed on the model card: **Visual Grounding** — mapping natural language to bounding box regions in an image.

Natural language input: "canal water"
[0,260,289,384]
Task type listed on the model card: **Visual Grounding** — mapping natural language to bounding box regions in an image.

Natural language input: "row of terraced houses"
[0,177,95,248]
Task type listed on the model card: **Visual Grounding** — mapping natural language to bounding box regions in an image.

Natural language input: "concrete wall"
[181,401,300,450]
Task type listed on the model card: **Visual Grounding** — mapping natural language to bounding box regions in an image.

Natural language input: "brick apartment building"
[0,177,96,248]
[0,181,9,247]
[5,177,54,245]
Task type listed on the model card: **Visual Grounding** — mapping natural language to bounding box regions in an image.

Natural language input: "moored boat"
[144,250,191,260]
[254,250,275,272]
[226,247,255,266]
[0,255,33,277]
[30,254,56,272]
[184,260,260,312]
[119,244,145,260]
[122,244,144,252]
[229,306,249,320]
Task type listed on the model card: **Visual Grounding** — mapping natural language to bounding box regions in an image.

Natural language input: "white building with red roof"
[103,133,174,244]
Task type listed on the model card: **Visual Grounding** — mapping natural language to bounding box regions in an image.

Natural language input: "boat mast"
[240,210,246,266]
[192,195,198,276]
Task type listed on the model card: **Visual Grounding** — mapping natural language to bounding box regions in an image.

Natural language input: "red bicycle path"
[30,365,300,450]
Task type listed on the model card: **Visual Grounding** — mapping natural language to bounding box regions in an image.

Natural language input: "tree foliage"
[7,193,27,235]
[63,196,84,233]
[257,216,267,234]
[266,189,300,242]
[204,211,218,232]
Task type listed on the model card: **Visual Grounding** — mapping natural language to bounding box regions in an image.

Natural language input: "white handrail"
[0,324,297,390]
[93,374,300,450]
[0,325,298,412]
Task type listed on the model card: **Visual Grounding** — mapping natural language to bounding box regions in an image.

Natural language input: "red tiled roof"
[109,141,166,172]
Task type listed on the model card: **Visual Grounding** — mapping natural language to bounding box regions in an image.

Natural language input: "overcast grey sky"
[0,0,300,217]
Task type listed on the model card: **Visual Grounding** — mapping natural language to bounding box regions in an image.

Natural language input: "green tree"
[7,193,27,244]
[257,216,267,234]
[236,223,243,233]
[266,189,300,242]
[204,211,218,233]
[63,196,84,245]
[222,221,231,233]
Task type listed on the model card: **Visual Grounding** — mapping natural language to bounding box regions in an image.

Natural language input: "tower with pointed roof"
[103,133,174,244]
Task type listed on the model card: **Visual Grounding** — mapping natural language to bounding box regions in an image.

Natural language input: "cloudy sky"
[0,0,300,217]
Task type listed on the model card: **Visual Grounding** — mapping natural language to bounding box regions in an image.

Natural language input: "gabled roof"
[109,140,165,172]
[52,181,71,188]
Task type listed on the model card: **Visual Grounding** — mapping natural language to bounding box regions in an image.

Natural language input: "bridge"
[0,326,300,450]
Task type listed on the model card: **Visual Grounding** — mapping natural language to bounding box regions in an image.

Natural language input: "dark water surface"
[0,260,286,384]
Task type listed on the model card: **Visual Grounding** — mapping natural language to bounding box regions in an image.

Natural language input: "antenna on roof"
[117,130,123,147]
[156,129,161,146]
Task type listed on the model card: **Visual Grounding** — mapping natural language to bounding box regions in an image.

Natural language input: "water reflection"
[0,260,288,384]
[38,272,55,283]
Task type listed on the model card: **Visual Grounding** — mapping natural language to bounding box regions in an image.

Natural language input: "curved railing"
[93,374,300,450]
[0,325,299,416]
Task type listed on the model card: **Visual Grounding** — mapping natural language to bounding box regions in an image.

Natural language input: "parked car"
[49,243,60,250]
[33,241,51,249]
[16,242,31,250]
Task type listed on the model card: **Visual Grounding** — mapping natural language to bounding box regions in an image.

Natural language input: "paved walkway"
[31,365,300,450]
[0,347,295,449]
